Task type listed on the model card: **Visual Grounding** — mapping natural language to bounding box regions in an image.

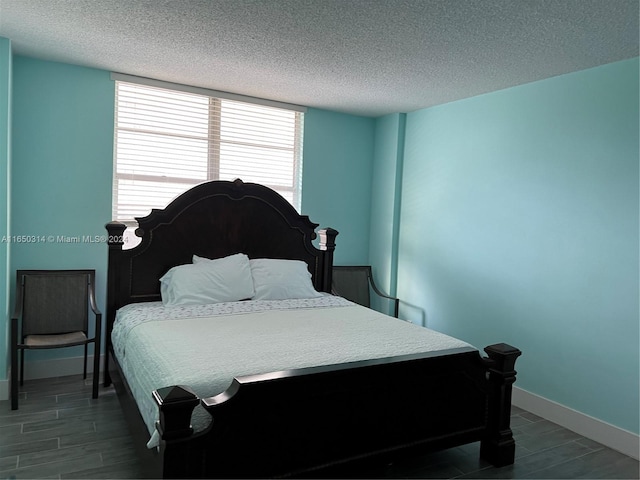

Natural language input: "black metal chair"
[332,265,399,318]
[10,269,102,410]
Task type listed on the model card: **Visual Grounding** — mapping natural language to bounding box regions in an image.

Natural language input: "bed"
[104,178,521,479]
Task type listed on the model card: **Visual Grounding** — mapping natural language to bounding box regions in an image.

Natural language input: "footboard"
[153,344,521,478]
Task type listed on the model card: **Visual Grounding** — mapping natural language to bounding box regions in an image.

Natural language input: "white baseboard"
[0,354,105,401]
[512,386,639,460]
[0,378,7,401]
[22,354,104,381]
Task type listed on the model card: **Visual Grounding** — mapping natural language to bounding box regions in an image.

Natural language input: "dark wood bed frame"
[104,178,521,479]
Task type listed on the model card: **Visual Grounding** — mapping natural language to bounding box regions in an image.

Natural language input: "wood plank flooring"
[0,374,638,479]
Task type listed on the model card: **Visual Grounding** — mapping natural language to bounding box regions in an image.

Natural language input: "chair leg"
[83,344,88,380]
[92,342,100,399]
[19,349,24,386]
[93,314,102,399]
[10,343,18,411]
[11,357,18,410]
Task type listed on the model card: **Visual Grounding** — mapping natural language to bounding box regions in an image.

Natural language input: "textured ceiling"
[0,0,638,117]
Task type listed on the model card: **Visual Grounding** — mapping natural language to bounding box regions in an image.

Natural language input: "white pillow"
[249,258,322,300]
[160,253,255,306]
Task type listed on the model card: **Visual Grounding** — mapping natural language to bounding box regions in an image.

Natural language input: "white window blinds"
[113,80,304,227]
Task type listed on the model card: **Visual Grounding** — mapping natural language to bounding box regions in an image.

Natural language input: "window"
[113,79,304,244]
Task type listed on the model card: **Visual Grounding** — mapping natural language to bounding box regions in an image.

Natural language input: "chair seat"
[24,331,87,347]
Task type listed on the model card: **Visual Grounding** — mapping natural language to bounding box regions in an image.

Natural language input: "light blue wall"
[302,108,375,264]
[10,57,115,362]
[0,38,11,380]
[397,58,639,434]
[369,113,405,314]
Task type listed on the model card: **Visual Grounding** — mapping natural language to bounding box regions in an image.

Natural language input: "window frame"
[111,74,306,230]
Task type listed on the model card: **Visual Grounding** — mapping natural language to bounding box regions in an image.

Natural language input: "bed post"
[480,343,522,467]
[104,221,127,387]
[153,385,201,479]
[318,227,338,293]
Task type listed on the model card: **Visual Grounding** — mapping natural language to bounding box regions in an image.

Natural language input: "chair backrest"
[17,270,93,337]
[331,266,372,308]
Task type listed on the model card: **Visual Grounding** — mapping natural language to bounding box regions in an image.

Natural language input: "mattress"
[111,296,473,447]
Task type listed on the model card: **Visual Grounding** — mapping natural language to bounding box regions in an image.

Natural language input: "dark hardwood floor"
[0,374,638,479]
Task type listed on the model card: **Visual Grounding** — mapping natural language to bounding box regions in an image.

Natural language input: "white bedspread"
[112,296,473,447]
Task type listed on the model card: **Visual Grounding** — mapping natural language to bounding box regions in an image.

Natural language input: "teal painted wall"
[0,38,11,380]
[398,58,639,434]
[302,108,375,264]
[369,113,405,314]
[10,57,115,362]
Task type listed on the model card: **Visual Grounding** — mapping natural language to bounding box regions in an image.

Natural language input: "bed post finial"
[106,221,126,248]
[480,343,522,467]
[318,228,339,293]
[153,385,200,440]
